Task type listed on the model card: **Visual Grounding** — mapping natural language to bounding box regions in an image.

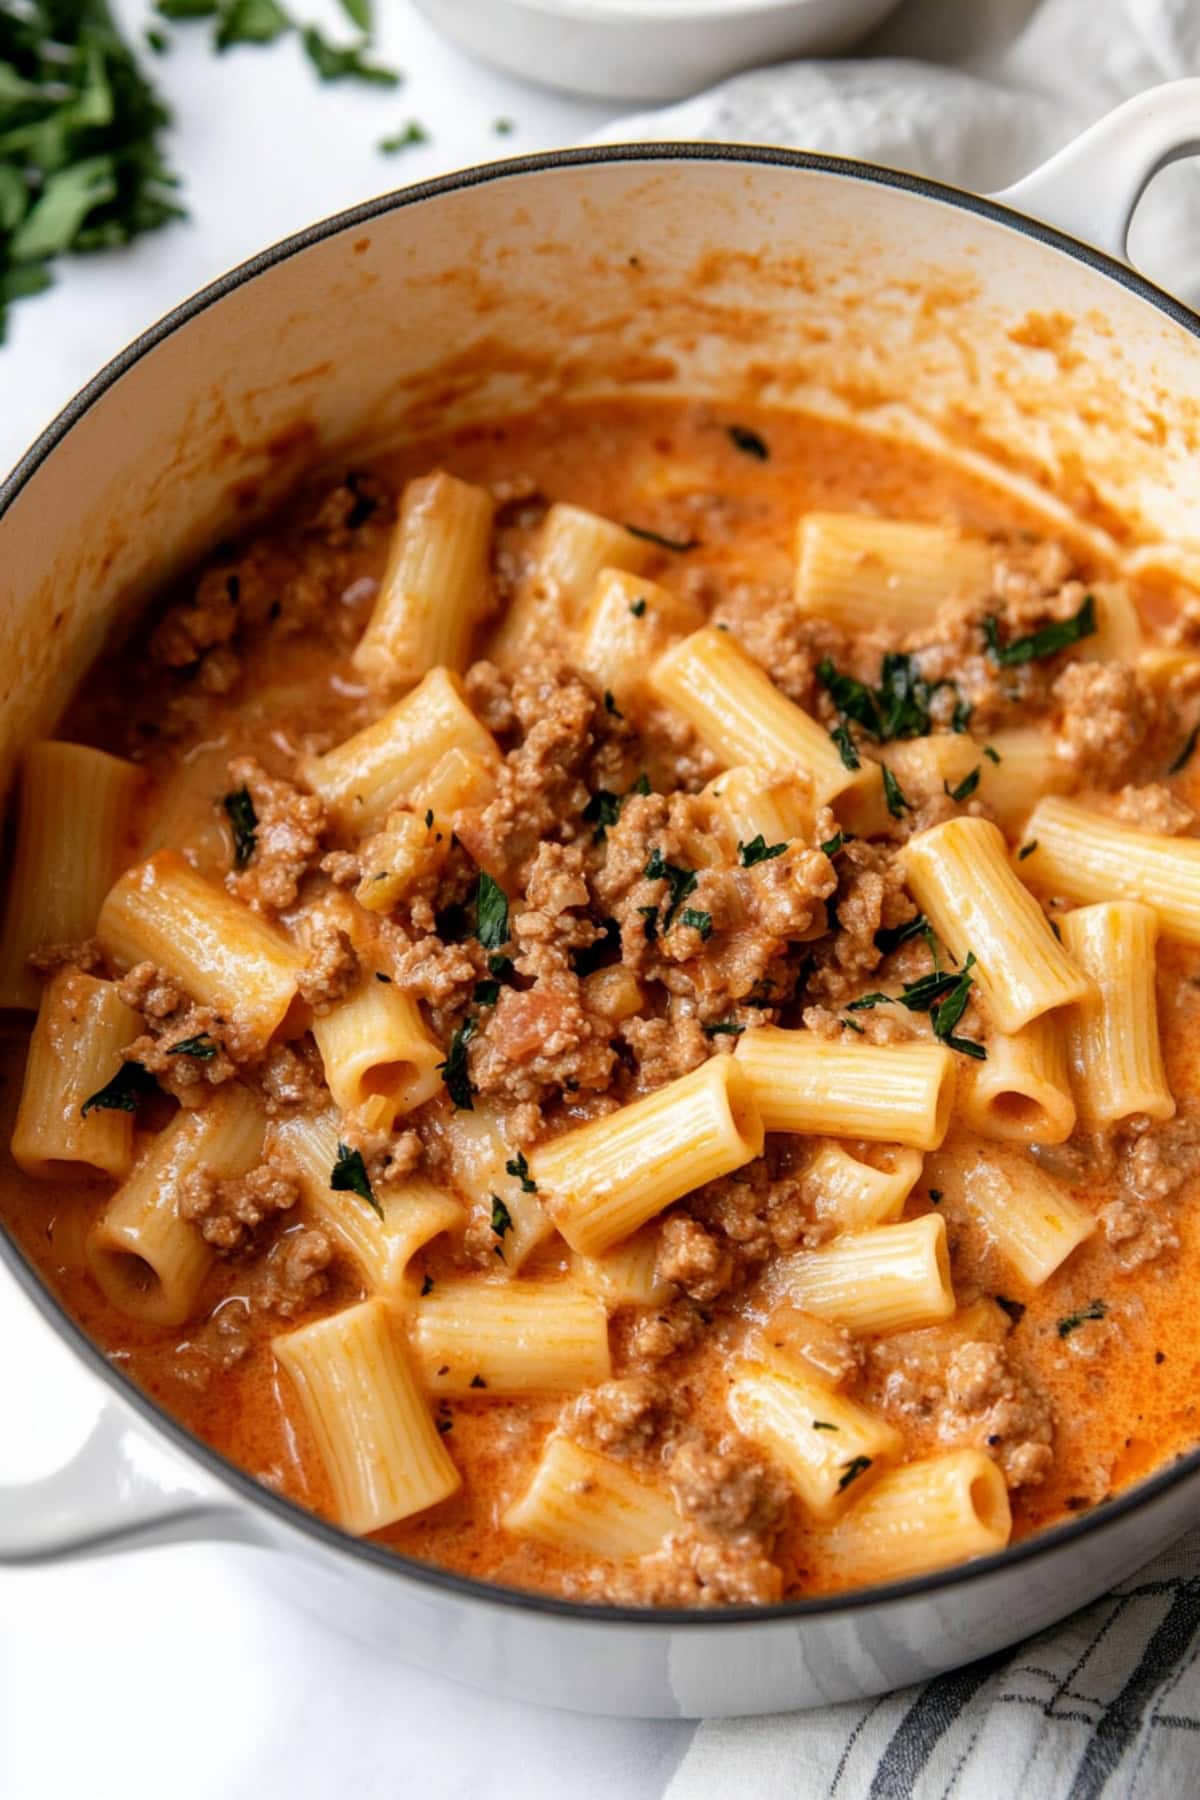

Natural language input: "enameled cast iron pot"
[3,83,1200,1719]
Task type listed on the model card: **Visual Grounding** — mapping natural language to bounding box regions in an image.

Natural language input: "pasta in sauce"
[3,398,1200,1607]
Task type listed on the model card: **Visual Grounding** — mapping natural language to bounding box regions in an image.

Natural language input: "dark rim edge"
[4,140,1200,1631]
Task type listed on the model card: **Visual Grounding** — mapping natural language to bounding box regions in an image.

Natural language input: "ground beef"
[463,658,517,735]
[709,585,835,707]
[869,1331,1053,1488]
[623,1300,704,1366]
[297,919,359,1013]
[1099,1198,1180,1269]
[117,960,185,1018]
[226,755,326,913]
[804,837,911,1005]
[688,1162,809,1263]
[562,1375,677,1460]
[620,1014,710,1087]
[1121,1114,1200,1203]
[252,1226,334,1318]
[656,1214,734,1303]
[1111,783,1196,835]
[384,929,484,1016]
[258,1038,328,1113]
[514,843,600,969]
[336,1110,421,1192]
[667,1435,789,1541]
[1052,661,1154,783]
[26,937,106,978]
[604,1533,783,1607]
[471,973,616,1103]
[178,1152,300,1252]
[115,960,239,1101]
[990,539,1076,616]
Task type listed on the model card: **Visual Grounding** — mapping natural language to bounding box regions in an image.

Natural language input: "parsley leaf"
[490,1195,513,1241]
[624,523,699,553]
[727,424,769,460]
[583,788,622,842]
[637,904,659,941]
[811,1420,839,1431]
[703,1020,744,1037]
[837,1455,873,1491]
[166,1033,218,1060]
[215,0,291,52]
[1057,1298,1107,1339]
[474,870,509,950]
[379,121,428,154]
[330,1142,383,1219]
[830,723,860,770]
[630,772,652,796]
[1018,840,1038,860]
[819,652,967,745]
[817,658,881,734]
[81,1060,158,1117]
[420,1272,434,1296]
[301,27,399,84]
[644,847,698,931]
[821,831,844,857]
[629,597,647,617]
[439,1017,477,1110]
[679,907,713,940]
[983,745,1001,764]
[882,765,909,818]
[739,834,787,867]
[472,979,500,1007]
[223,785,258,867]
[337,0,372,29]
[945,766,981,803]
[603,688,623,718]
[505,1151,536,1193]
[875,914,932,955]
[983,594,1096,666]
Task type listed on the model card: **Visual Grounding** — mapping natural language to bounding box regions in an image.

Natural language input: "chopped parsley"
[488,953,515,982]
[375,971,392,983]
[882,765,909,818]
[603,688,623,718]
[505,1152,536,1193]
[330,1143,383,1220]
[166,1033,218,1060]
[983,594,1096,666]
[830,723,860,770]
[945,766,981,803]
[630,771,652,796]
[472,979,500,1008]
[727,424,769,460]
[213,0,291,50]
[644,847,699,931]
[1057,1298,1107,1339]
[436,1417,453,1434]
[679,907,713,939]
[811,1420,839,1431]
[624,523,699,553]
[438,1017,478,1110]
[875,913,933,956]
[739,834,787,867]
[837,1455,873,1492]
[1018,840,1038,860]
[222,785,258,866]
[420,1273,434,1296]
[380,122,429,155]
[848,955,984,1058]
[818,652,967,746]
[81,1060,158,1117]
[821,831,844,857]
[983,745,1001,765]
[842,1016,865,1034]
[301,24,399,84]
[1168,725,1200,775]
[474,870,509,951]
[703,1020,744,1037]
[469,1374,488,1389]
[490,1195,513,1242]
[583,788,623,842]
[492,118,513,136]
[629,597,648,617]
[424,808,434,828]
[928,1189,943,1205]
[637,904,659,942]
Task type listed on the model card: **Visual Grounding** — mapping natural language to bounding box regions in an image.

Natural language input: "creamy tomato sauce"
[3,398,1200,1606]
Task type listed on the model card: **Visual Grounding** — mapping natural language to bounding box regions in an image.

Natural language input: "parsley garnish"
[847,955,984,1058]
[624,523,699,553]
[81,1060,158,1117]
[1168,726,1200,775]
[945,766,981,803]
[505,1152,536,1193]
[630,772,652,796]
[469,1374,488,1389]
[473,979,500,1007]
[739,835,787,867]
[928,1189,943,1205]
[603,688,623,718]
[424,808,434,827]
[1018,840,1038,860]
[637,905,659,942]
[875,914,933,955]
[679,907,713,939]
[629,597,647,618]
[819,652,967,745]
[490,1195,513,1242]
[583,789,622,842]
[727,424,769,460]
[439,1017,478,1110]
[821,831,844,857]
[420,1273,434,1296]
[812,1420,839,1431]
[223,785,258,867]
[704,1020,744,1037]
[301,24,399,83]
[842,1016,865,1034]
[436,1417,453,1434]
[983,594,1096,666]
[166,1033,218,1060]
[830,723,860,770]
[1057,1299,1107,1338]
[488,953,515,981]
[380,122,429,154]
[882,766,909,818]
[838,1455,873,1491]
[644,847,698,930]
[330,1143,383,1220]
[474,871,509,951]
[983,745,1001,764]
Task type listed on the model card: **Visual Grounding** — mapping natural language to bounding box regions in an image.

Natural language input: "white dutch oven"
[3,84,1200,1720]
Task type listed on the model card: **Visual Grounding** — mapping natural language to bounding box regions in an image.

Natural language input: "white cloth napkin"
[597,2,1200,1794]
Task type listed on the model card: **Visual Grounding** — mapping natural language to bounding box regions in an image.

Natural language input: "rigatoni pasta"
[413,1278,611,1395]
[734,1030,955,1150]
[729,1361,902,1521]
[1021,798,1200,946]
[827,1450,1012,1584]
[310,977,443,1122]
[502,1434,679,1559]
[11,971,141,1181]
[794,513,991,632]
[770,1215,956,1333]
[1059,902,1173,1125]
[960,1159,1094,1286]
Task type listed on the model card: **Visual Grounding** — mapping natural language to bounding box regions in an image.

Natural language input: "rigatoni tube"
[961,1158,1094,1285]
[311,977,443,1123]
[0,741,141,1010]
[649,626,884,829]
[956,1014,1076,1146]
[902,817,1091,1033]
[274,1297,460,1534]
[97,851,304,1054]
[412,1278,611,1395]
[827,1450,1011,1586]
[11,970,141,1181]
[728,1362,902,1522]
[502,1434,679,1559]
[270,1109,463,1298]
[528,1057,763,1257]
[793,513,991,633]
[734,1030,955,1150]
[802,1142,924,1232]
[492,504,653,661]
[301,667,498,833]
[1021,797,1200,947]
[1059,902,1173,1126]
[771,1214,955,1332]
[351,470,494,689]
[87,1084,266,1327]
[574,568,703,714]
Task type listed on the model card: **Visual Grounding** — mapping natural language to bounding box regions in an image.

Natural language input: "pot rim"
[4,141,1199,1629]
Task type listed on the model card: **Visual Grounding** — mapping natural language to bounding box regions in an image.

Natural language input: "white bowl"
[414,0,904,103]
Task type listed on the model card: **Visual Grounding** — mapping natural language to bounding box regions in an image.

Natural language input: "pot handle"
[0,1398,266,1564]
[989,77,1200,264]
